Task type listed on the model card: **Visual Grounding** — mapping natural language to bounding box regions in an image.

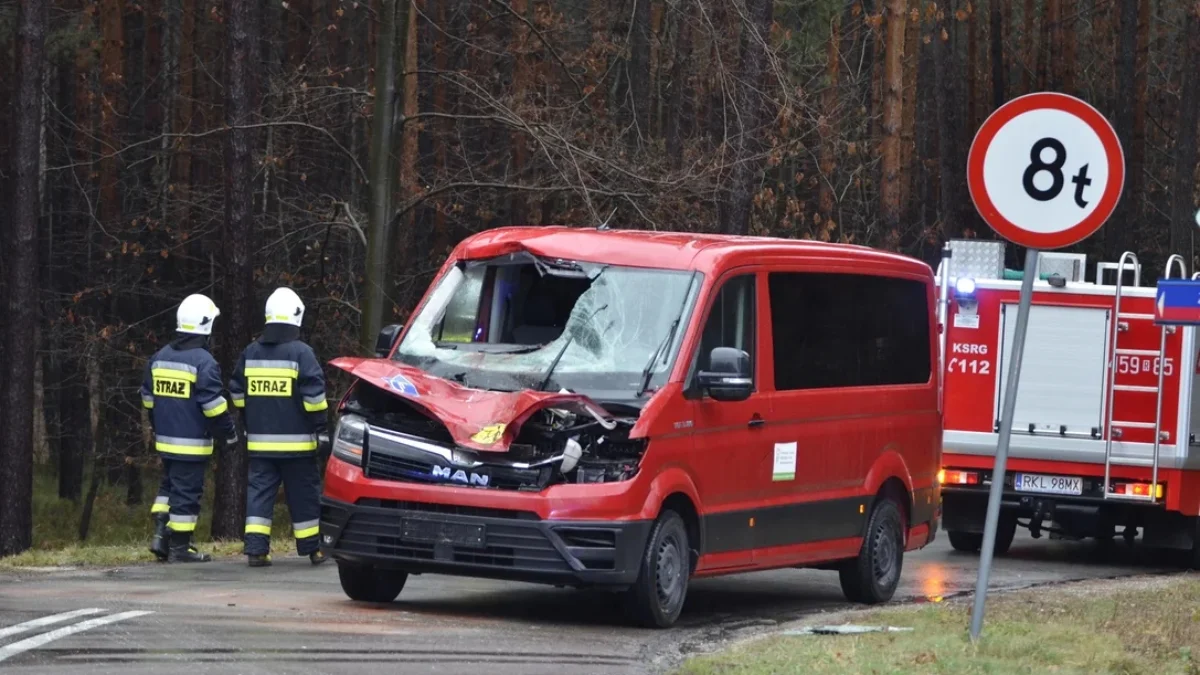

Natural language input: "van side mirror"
[375,324,404,357]
[697,347,752,402]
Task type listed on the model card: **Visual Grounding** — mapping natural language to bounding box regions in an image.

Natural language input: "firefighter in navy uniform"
[141,293,238,563]
[229,287,330,567]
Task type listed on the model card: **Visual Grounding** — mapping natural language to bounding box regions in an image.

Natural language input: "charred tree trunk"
[0,0,48,556]
[1170,4,1200,256]
[879,0,905,236]
[211,0,261,541]
[717,0,774,235]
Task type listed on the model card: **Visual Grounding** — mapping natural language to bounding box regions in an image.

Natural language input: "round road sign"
[967,92,1125,250]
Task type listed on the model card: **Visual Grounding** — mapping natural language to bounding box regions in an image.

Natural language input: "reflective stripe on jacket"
[229,336,327,459]
[140,341,235,462]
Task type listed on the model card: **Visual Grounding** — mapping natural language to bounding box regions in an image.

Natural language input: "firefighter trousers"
[244,456,321,556]
[158,457,206,534]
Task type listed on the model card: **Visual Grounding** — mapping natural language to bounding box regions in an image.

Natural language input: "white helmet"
[265,287,305,327]
[177,294,220,335]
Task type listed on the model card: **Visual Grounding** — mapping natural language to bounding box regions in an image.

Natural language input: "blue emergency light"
[955,277,977,296]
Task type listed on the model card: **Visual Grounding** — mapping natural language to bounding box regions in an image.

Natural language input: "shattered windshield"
[394,253,701,401]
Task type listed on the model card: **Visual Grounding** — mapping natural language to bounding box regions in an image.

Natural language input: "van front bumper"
[319,496,652,587]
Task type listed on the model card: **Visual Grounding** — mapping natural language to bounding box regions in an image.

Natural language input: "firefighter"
[141,293,238,563]
[229,287,330,567]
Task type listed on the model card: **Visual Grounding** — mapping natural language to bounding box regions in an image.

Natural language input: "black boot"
[167,531,212,563]
[247,554,272,567]
[149,515,169,561]
[309,550,328,566]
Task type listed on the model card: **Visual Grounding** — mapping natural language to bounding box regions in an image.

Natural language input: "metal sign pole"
[969,246,1039,642]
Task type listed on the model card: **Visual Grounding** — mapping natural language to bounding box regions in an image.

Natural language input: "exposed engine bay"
[334,380,645,491]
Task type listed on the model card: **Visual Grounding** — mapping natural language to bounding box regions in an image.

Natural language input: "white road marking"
[0,610,153,663]
[0,609,106,640]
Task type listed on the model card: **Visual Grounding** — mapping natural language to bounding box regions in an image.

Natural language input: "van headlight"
[331,414,367,466]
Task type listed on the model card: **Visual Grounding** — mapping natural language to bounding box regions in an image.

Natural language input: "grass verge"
[677,576,1200,675]
[0,468,307,568]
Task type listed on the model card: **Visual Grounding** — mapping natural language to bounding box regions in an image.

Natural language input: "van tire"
[948,516,1017,555]
[623,510,689,628]
[839,498,905,605]
[338,562,408,603]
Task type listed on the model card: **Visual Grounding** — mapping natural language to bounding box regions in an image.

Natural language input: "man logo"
[431,465,490,487]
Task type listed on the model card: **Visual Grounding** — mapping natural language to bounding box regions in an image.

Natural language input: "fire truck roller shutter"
[997,304,1109,438]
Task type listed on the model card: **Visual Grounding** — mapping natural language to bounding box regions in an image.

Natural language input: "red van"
[320,227,942,627]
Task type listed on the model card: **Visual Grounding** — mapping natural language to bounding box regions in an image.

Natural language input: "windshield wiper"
[537,303,608,391]
[636,316,680,397]
[635,274,696,397]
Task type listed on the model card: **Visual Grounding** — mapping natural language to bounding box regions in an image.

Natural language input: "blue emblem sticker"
[382,374,419,397]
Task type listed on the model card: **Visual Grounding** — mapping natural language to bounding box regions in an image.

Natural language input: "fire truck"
[935,239,1200,567]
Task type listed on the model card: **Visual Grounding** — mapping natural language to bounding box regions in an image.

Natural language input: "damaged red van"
[320,227,941,627]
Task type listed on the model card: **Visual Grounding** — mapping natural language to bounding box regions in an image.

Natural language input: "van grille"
[336,511,570,572]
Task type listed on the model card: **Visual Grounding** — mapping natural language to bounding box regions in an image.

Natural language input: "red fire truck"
[936,239,1200,567]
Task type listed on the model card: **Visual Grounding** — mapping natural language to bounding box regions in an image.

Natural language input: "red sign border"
[967,92,1126,250]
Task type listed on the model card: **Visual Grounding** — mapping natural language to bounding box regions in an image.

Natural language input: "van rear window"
[768,273,931,390]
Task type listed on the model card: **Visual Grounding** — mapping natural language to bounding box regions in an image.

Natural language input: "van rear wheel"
[839,498,904,604]
[338,562,408,603]
[623,510,689,628]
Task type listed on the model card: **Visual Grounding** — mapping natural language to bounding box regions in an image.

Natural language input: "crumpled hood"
[330,357,617,452]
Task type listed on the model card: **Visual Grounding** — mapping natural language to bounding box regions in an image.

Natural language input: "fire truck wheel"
[623,509,690,628]
[337,562,408,603]
[947,515,1017,555]
[839,497,905,605]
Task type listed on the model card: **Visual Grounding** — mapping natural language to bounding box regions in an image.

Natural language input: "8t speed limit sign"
[967,92,1125,249]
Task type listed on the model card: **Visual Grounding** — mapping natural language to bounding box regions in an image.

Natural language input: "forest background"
[0,0,1197,556]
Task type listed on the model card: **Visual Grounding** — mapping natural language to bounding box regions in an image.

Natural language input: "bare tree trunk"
[211,0,261,541]
[57,358,89,501]
[991,0,1005,106]
[361,0,401,353]
[1108,0,1145,259]
[628,0,652,146]
[879,0,905,235]
[1022,0,1036,92]
[934,0,964,238]
[966,0,978,128]
[0,0,48,557]
[665,0,694,169]
[1061,0,1076,94]
[1169,4,1200,256]
[817,12,840,228]
[717,0,775,235]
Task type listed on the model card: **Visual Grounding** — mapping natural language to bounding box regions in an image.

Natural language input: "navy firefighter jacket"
[228,326,329,459]
[140,337,236,462]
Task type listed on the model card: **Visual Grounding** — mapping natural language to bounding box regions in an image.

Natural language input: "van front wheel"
[623,510,690,628]
[839,498,905,604]
[338,562,408,603]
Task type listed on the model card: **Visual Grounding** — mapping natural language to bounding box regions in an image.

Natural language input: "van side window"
[697,275,756,375]
[769,273,930,390]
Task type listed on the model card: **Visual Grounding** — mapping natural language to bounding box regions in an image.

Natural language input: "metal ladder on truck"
[1103,252,1186,503]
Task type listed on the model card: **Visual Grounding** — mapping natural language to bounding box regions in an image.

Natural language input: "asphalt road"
[0,530,1184,674]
